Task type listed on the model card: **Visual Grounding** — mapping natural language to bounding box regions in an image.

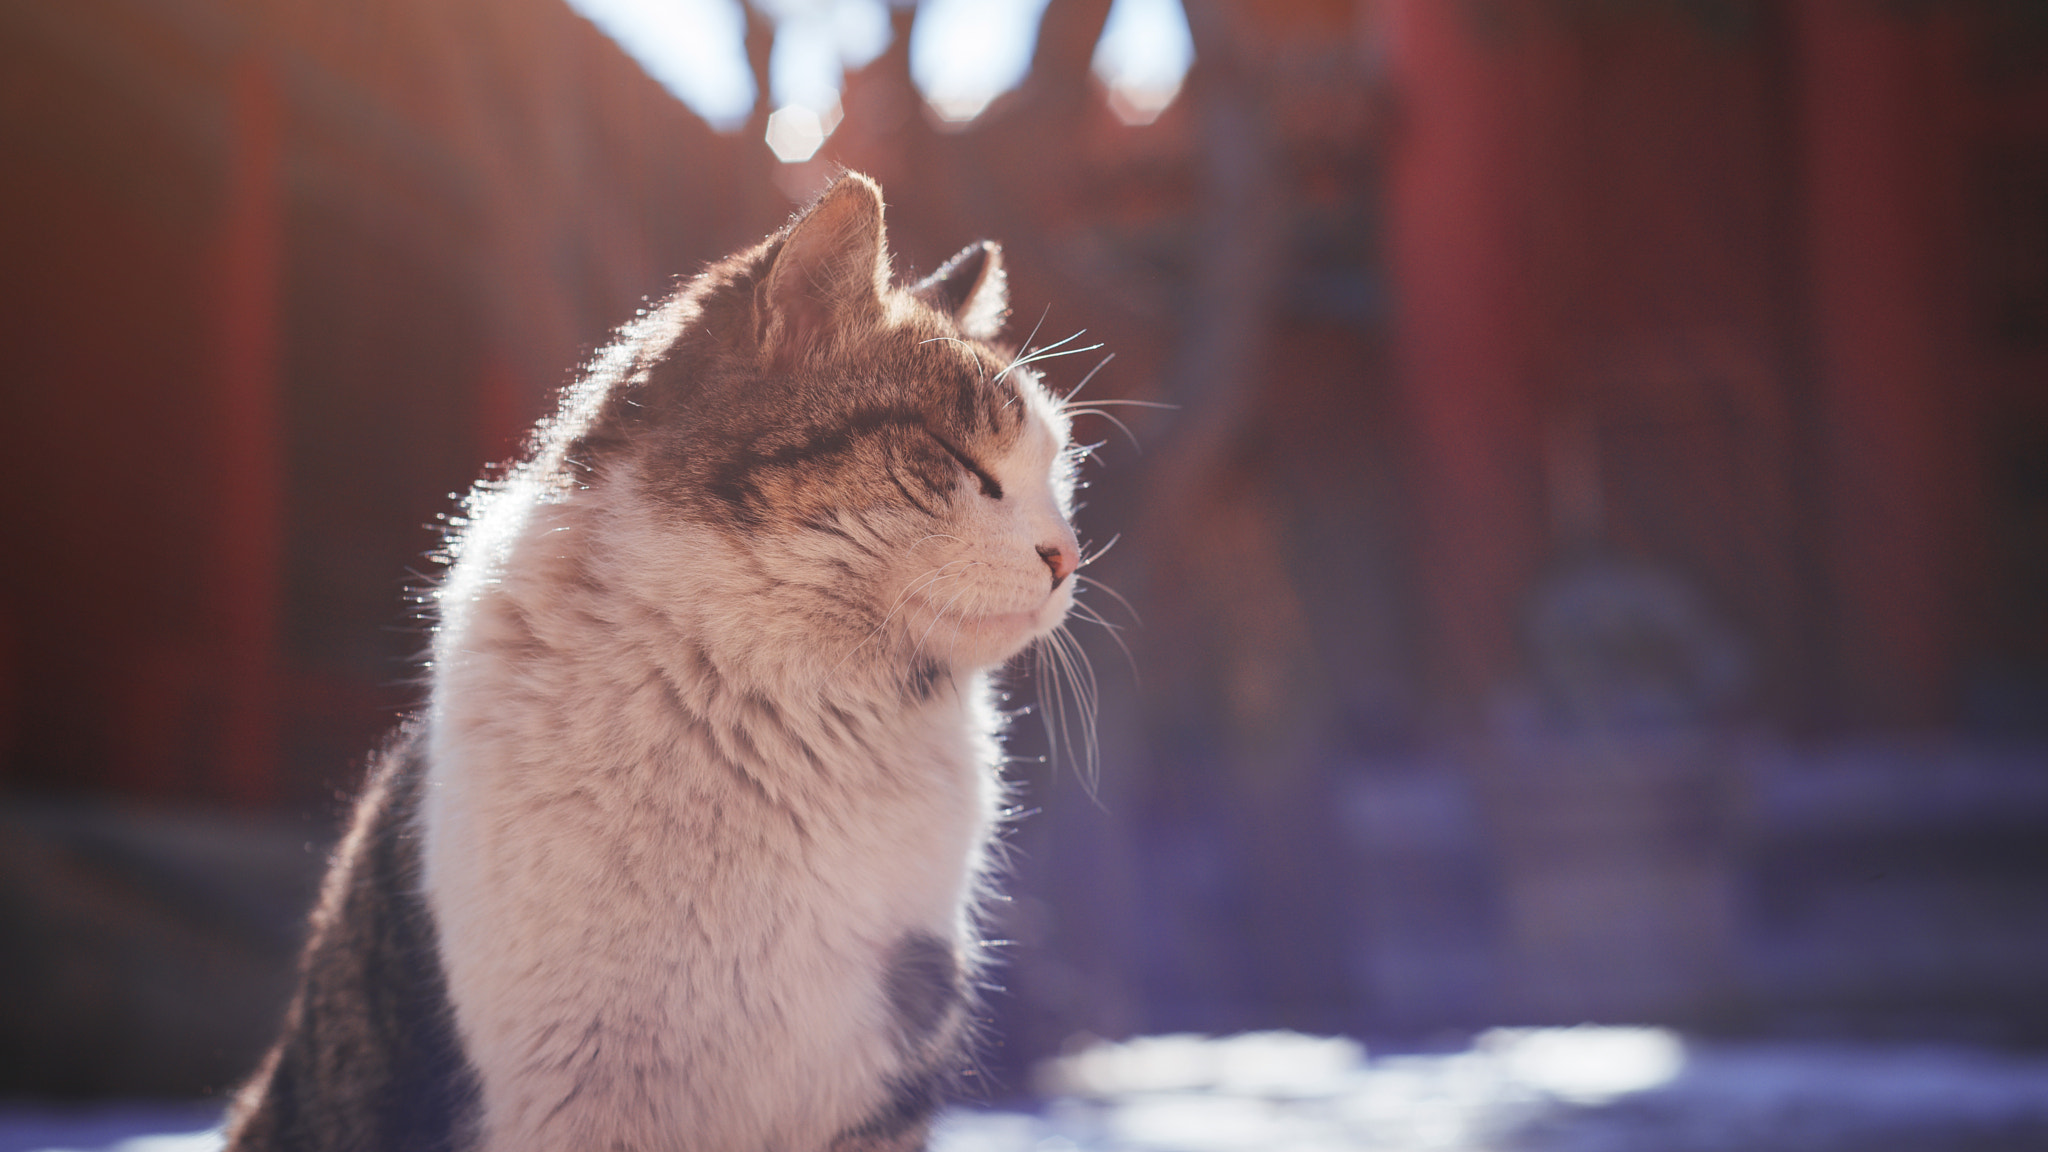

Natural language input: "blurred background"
[2,0,2046,1137]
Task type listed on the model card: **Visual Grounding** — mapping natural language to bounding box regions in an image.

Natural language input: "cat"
[224,172,1090,1152]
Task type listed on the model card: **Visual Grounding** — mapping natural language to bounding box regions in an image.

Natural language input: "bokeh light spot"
[765,104,827,162]
[911,0,1053,122]
[564,0,756,129]
[1093,0,1194,126]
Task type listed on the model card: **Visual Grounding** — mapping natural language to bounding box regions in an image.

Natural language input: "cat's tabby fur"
[225,173,1086,1152]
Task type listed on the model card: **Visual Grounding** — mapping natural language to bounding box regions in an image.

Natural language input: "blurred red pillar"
[1795,2,1974,728]
[475,352,531,467]
[210,54,284,805]
[1384,0,1545,723]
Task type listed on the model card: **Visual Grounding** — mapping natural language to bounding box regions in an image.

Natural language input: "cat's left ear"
[912,240,1008,340]
[758,173,891,362]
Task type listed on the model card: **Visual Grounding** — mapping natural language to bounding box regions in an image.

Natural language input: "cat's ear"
[757,173,891,362]
[912,240,1008,340]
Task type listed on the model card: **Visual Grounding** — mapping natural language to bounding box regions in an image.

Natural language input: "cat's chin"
[963,609,1041,642]
[931,602,1067,668]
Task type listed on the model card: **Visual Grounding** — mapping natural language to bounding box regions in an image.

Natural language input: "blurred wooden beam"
[1384,0,1545,723]
[1795,0,1977,728]
[209,51,284,806]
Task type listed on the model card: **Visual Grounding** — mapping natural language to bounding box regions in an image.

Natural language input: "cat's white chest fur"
[420,492,1003,1152]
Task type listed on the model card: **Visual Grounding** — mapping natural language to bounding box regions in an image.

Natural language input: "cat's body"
[227,174,1085,1152]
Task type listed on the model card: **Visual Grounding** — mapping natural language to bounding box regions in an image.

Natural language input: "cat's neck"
[434,472,977,729]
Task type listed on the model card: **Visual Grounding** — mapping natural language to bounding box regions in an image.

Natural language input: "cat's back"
[225,728,479,1152]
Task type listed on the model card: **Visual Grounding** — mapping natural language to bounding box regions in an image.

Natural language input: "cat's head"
[568,174,1085,688]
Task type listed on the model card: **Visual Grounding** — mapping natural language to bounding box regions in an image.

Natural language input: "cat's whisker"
[1066,599,1140,682]
[1012,307,1051,371]
[886,562,972,621]
[827,561,973,679]
[1024,326,1086,356]
[1065,602,1132,655]
[1057,397,1179,409]
[994,309,1054,404]
[1064,626,1102,734]
[1064,405,1146,450]
[1066,438,1110,467]
[912,579,979,663]
[998,335,1104,388]
[1074,572,1141,628]
[873,562,973,635]
[1065,599,1125,632]
[1031,641,1069,783]
[1060,351,1116,403]
[1038,631,1075,778]
[909,567,982,654]
[994,329,1104,399]
[918,335,993,386]
[1077,533,1122,570]
[938,586,979,654]
[1077,650,1106,794]
[1059,407,1141,451]
[1010,341,1100,379]
[1038,625,1101,798]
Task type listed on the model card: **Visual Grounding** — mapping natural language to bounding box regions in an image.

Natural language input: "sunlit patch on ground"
[935,1028,2048,1152]
[8,1028,2048,1151]
[0,1103,221,1152]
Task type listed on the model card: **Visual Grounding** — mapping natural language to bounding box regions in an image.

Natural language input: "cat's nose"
[1036,543,1077,588]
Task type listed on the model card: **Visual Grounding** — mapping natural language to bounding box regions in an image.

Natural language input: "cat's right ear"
[756,173,891,366]
[912,241,1008,340]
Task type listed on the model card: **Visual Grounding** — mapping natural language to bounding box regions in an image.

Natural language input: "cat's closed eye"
[927,429,1002,500]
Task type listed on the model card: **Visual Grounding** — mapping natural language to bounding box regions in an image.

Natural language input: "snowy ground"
[8,1028,2048,1152]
